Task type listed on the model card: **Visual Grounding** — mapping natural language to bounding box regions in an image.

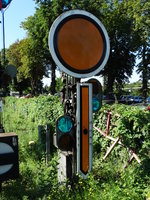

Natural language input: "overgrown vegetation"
[2,95,63,133]
[0,96,150,199]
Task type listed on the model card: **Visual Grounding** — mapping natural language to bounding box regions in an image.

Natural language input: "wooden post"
[46,124,50,165]
[38,125,43,145]
[129,149,141,164]
[123,154,134,169]
[94,126,141,165]
[94,126,124,146]
[103,137,120,160]
[106,112,112,135]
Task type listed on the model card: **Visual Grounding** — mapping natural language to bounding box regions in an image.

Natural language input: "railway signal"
[87,78,103,112]
[1,0,12,65]
[0,0,12,9]
[0,133,19,182]
[49,10,110,78]
[56,115,75,151]
[49,10,110,180]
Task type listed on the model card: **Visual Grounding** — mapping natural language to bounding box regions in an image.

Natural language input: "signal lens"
[57,116,73,133]
[58,134,72,151]
[93,96,101,112]
[56,115,74,151]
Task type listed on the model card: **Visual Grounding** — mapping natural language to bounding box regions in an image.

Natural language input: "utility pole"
[1,9,5,65]
[0,0,12,65]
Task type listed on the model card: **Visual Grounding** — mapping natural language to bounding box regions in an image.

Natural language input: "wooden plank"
[129,148,141,164]
[123,154,134,169]
[133,153,141,164]
[0,133,17,137]
[103,137,120,160]
[94,126,141,165]
[105,112,112,135]
[94,126,124,146]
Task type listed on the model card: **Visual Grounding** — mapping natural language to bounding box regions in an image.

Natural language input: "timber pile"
[94,111,141,168]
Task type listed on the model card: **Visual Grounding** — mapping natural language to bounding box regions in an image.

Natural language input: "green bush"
[1,99,150,199]
[92,103,150,200]
[2,95,63,133]
[93,104,150,158]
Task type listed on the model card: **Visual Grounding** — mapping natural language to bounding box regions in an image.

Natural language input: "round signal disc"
[49,10,110,78]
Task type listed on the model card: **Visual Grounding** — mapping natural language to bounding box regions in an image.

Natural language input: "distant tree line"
[0,0,149,98]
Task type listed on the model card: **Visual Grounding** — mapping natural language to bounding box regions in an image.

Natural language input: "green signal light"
[57,116,73,133]
[93,96,101,112]
[56,115,75,151]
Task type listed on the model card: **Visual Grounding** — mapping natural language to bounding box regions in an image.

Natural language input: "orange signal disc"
[49,10,110,78]
[57,18,103,71]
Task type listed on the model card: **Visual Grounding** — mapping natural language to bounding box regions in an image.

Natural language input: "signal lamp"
[86,78,102,112]
[93,96,101,112]
[0,133,19,182]
[56,115,75,151]
[1,0,12,9]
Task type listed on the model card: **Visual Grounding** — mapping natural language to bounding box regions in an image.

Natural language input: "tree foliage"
[125,0,150,99]
[101,1,139,97]
[19,38,45,94]
[4,0,149,96]
[21,2,56,94]
[31,0,140,96]
[6,39,44,95]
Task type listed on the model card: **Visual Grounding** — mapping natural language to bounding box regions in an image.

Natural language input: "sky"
[0,0,140,85]
[0,0,36,49]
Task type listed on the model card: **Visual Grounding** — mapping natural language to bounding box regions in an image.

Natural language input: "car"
[146,97,150,103]
[121,95,134,104]
[134,96,143,103]
[103,95,115,104]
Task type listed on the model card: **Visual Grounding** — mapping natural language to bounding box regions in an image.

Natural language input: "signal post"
[49,10,110,181]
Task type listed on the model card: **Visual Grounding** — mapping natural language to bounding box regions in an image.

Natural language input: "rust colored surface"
[81,87,89,173]
[57,18,103,70]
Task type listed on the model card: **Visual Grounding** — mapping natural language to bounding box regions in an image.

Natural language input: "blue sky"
[0,1,140,84]
[0,0,36,49]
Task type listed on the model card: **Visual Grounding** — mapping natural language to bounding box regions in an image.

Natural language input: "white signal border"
[0,143,13,175]
[49,9,110,78]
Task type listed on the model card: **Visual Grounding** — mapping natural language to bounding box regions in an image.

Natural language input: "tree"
[22,0,143,96]
[6,38,45,95]
[19,38,45,95]
[100,1,139,97]
[126,0,150,99]
[22,2,56,94]
[22,0,106,94]
[6,40,31,95]
[0,47,15,93]
[55,77,63,93]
